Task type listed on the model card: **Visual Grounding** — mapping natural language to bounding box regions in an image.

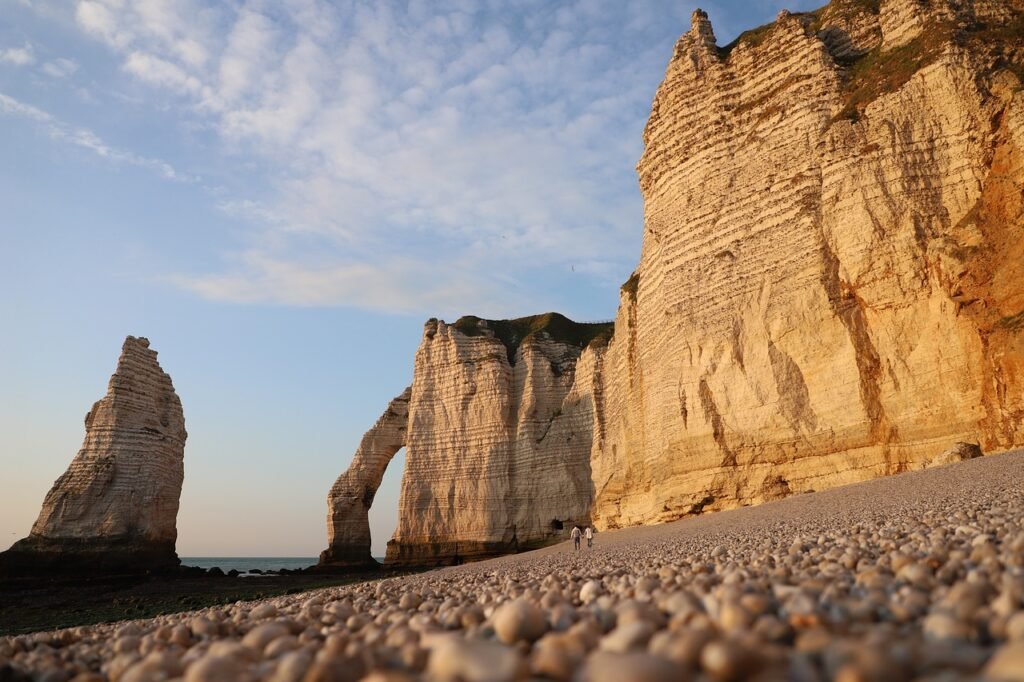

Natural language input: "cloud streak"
[0,44,35,66]
[0,93,195,182]
[57,0,707,316]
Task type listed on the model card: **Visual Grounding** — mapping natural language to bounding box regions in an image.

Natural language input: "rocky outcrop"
[590,0,1024,529]
[321,314,611,568]
[324,0,1024,566]
[320,387,411,569]
[923,441,984,469]
[0,336,187,576]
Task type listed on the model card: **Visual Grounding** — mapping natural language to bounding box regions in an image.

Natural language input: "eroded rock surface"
[320,387,411,568]
[322,315,611,568]
[0,336,187,575]
[325,0,1024,565]
[590,0,1024,529]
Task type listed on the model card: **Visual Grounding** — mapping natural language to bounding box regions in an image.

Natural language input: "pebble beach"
[4,450,1024,681]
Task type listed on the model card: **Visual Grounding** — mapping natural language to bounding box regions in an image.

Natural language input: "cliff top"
[693,1,1023,122]
[719,0,881,56]
[429,313,613,364]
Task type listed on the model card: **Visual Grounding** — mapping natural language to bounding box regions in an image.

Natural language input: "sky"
[0,0,821,559]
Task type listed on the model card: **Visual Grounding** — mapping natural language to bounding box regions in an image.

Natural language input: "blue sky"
[0,0,820,558]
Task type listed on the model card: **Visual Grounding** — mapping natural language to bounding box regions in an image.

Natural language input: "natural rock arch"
[319,386,411,568]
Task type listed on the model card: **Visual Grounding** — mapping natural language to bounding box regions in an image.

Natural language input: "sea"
[180,557,386,573]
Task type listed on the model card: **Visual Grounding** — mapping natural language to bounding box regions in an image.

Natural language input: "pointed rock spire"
[0,336,187,576]
[689,8,718,50]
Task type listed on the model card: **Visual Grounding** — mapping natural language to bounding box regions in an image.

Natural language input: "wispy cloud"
[41,57,79,78]
[57,0,701,315]
[0,93,196,182]
[0,44,35,66]
[37,0,770,313]
[171,250,537,317]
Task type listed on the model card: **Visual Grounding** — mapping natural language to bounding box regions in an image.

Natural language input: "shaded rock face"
[590,0,1024,529]
[923,441,984,469]
[322,315,610,568]
[319,387,411,568]
[0,336,187,575]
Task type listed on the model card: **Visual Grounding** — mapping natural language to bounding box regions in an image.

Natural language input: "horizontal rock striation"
[0,336,187,576]
[591,0,1024,529]
[322,314,611,568]
[323,0,1024,567]
[319,387,412,569]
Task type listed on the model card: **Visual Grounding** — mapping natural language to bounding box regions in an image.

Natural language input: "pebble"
[426,637,525,682]
[984,641,1024,681]
[492,598,548,644]
[576,651,688,682]
[4,455,1024,681]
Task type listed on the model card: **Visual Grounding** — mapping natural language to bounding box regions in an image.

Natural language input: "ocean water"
[180,557,319,573]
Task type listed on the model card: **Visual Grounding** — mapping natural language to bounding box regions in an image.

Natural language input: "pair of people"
[570,525,594,550]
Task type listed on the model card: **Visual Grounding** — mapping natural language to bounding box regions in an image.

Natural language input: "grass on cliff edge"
[717,0,1023,122]
[446,312,613,363]
[718,0,881,57]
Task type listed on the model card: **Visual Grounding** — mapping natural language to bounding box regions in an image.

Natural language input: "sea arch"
[319,386,411,568]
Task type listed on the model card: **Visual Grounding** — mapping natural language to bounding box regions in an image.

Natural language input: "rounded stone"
[492,598,548,644]
[984,642,1024,681]
[426,637,525,682]
[576,651,689,682]
[184,655,246,682]
[580,581,602,604]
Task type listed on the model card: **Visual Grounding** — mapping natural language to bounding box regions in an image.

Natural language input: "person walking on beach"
[585,526,594,548]
[571,525,582,551]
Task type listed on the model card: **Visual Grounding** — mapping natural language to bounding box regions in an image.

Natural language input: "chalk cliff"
[320,387,412,568]
[0,336,187,575]
[321,315,610,568]
[591,0,1024,528]
[324,0,1024,565]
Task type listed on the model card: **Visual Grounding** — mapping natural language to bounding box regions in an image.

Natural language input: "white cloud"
[124,51,203,94]
[0,44,35,66]
[0,92,196,182]
[41,58,79,78]
[76,1,128,48]
[172,251,538,318]
[68,0,706,315]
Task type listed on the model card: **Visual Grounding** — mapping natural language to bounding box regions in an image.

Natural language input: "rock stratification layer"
[591,0,1024,528]
[322,314,611,568]
[325,0,1024,566]
[320,387,412,568]
[0,336,187,575]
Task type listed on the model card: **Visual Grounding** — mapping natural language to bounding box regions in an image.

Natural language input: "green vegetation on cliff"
[450,312,613,364]
[717,0,1023,122]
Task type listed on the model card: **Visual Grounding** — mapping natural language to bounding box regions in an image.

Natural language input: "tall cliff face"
[321,314,610,568]
[0,336,187,575]
[324,0,1024,566]
[591,0,1024,528]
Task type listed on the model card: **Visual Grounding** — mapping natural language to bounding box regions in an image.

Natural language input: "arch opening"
[368,447,405,562]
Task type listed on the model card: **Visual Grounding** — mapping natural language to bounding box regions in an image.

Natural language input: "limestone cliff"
[591,0,1024,528]
[321,314,611,568]
[0,336,187,575]
[320,387,412,568]
[324,0,1024,565]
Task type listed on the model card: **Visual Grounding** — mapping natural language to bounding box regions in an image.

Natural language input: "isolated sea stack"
[321,314,611,568]
[0,336,187,576]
